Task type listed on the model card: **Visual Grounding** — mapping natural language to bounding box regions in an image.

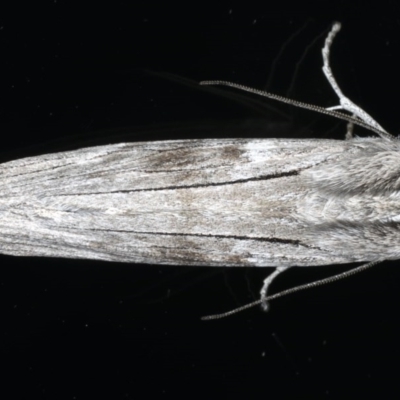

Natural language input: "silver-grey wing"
[0,138,395,266]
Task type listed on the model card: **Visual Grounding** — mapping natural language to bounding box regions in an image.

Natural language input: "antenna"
[200,22,394,140]
[201,260,382,320]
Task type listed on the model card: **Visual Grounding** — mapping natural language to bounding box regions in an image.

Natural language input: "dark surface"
[1,1,400,398]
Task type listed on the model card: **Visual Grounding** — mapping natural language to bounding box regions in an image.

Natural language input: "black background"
[1,1,400,398]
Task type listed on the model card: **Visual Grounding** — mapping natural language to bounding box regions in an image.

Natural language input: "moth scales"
[0,23,393,319]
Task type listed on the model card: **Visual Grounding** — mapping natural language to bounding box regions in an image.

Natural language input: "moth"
[0,23,393,318]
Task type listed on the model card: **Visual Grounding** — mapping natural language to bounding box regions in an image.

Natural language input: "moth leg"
[260,266,290,311]
[345,120,354,140]
[322,22,387,134]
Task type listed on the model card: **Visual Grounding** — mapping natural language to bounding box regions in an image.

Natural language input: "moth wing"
[0,139,352,266]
